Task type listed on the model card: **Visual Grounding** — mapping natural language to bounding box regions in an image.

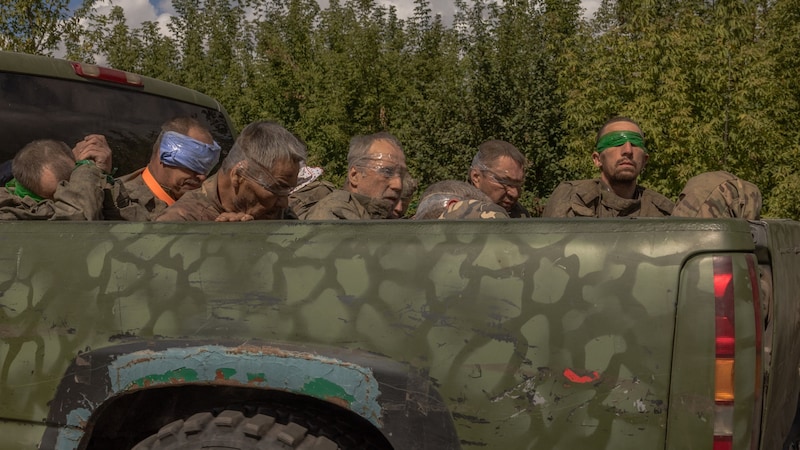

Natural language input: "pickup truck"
[1,52,799,450]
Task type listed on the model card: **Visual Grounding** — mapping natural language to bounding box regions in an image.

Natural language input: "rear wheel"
[132,410,339,450]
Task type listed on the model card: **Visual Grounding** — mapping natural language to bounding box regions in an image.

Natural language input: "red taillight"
[713,256,735,442]
[712,254,762,449]
[70,62,144,87]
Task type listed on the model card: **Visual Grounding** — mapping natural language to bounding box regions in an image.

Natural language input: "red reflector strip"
[713,256,735,445]
[70,62,144,87]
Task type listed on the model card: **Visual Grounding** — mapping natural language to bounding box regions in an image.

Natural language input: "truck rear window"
[0,72,235,176]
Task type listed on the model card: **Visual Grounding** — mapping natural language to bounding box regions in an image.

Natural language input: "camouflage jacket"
[672,171,762,219]
[155,174,297,221]
[155,174,225,221]
[116,168,169,220]
[542,178,674,218]
[303,189,394,220]
[289,180,336,220]
[439,199,510,219]
[0,163,127,220]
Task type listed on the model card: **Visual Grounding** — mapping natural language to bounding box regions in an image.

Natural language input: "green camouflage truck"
[1,52,800,450]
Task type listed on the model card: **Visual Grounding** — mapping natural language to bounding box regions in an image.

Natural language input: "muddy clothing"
[673,171,762,219]
[155,174,224,221]
[1,163,111,220]
[117,168,170,220]
[440,199,510,220]
[289,180,336,220]
[507,202,531,218]
[155,174,296,221]
[542,179,674,218]
[303,189,394,220]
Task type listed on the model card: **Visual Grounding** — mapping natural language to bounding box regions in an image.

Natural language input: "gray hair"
[347,132,403,168]
[470,140,527,171]
[221,121,306,172]
[414,180,491,219]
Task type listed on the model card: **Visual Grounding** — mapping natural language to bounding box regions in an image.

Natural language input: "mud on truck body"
[1,52,800,450]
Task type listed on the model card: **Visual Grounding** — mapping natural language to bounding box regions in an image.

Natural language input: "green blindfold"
[5,178,44,202]
[596,130,647,153]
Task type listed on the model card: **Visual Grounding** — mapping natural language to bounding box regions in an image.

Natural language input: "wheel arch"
[41,340,460,450]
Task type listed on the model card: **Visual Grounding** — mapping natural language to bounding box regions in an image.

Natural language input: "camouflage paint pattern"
[0,218,779,449]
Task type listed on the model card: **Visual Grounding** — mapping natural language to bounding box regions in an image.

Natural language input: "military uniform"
[672,171,761,219]
[439,199,510,219]
[303,189,394,220]
[1,163,110,220]
[155,174,296,221]
[542,179,674,218]
[117,168,170,220]
[155,174,225,221]
[289,180,336,220]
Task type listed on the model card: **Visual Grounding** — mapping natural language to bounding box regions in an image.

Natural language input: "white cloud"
[380,0,600,23]
[93,0,173,36]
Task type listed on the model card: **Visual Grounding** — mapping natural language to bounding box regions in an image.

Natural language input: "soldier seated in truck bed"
[1,136,117,220]
[117,117,221,220]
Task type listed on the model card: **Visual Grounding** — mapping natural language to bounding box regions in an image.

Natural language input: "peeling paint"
[302,377,357,404]
[54,408,91,450]
[107,345,383,426]
[132,367,198,387]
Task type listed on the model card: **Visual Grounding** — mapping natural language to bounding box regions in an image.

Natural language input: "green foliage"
[0,0,69,54]
[16,0,800,218]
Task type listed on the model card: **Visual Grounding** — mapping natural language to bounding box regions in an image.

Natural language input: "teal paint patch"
[303,378,357,404]
[107,345,383,426]
[132,367,199,387]
[215,367,236,380]
[247,372,267,383]
[54,408,91,450]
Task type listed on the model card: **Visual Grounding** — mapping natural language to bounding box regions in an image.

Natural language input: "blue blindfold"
[159,131,221,175]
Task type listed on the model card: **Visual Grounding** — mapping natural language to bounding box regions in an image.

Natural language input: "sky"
[83,0,603,37]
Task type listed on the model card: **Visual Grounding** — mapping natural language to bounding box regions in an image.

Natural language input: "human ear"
[469,168,481,186]
[348,166,360,188]
[592,152,602,168]
[231,162,246,191]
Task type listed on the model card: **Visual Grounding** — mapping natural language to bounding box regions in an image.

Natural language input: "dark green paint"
[302,378,356,404]
[133,368,199,388]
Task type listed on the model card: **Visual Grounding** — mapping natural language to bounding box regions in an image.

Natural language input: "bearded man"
[542,116,674,218]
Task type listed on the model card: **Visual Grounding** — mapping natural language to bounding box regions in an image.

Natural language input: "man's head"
[468,140,526,212]
[414,180,492,219]
[219,121,306,220]
[391,174,418,219]
[346,132,407,205]
[592,117,649,189]
[12,139,75,200]
[149,117,220,200]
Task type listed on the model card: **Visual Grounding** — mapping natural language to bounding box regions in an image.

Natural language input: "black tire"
[131,410,340,450]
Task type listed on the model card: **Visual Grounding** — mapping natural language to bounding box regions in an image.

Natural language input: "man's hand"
[73,134,112,174]
[215,212,255,222]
